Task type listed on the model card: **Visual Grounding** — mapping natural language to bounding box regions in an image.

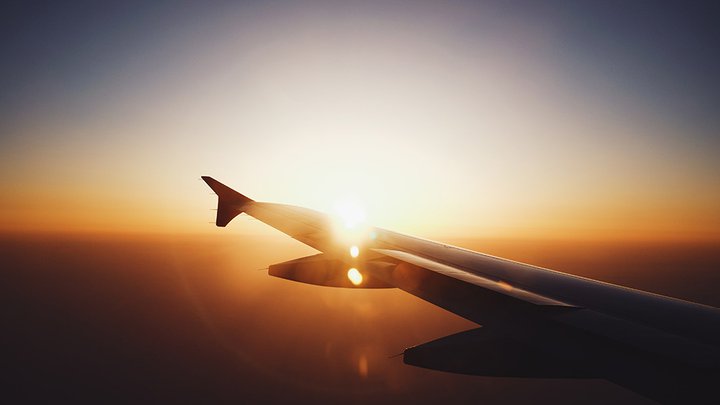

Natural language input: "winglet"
[201,176,253,227]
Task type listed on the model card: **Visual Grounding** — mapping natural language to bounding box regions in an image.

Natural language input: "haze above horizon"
[2,1,719,241]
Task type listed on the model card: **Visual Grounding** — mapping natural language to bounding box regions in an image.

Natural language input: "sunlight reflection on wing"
[347,268,363,286]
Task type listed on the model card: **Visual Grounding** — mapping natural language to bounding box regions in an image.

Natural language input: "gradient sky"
[2,0,719,240]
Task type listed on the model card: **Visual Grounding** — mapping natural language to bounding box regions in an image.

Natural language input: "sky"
[3,3,720,403]
[2,0,720,240]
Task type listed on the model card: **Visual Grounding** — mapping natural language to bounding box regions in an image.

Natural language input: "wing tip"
[201,176,253,227]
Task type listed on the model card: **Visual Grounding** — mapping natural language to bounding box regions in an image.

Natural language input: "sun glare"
[347,268,363,286]
[331,198,371,246]
[333,200,367,229]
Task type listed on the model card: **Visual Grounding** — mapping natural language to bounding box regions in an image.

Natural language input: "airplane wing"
[201,176,720,404]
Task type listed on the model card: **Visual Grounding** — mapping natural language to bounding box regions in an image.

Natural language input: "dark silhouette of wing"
[203,176,720,404]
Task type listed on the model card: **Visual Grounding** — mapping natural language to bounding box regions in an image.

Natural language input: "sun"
[333,199,367,229]
[331,198,371,247]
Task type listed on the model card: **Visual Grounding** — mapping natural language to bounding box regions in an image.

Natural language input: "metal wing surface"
[202,176,720,404]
